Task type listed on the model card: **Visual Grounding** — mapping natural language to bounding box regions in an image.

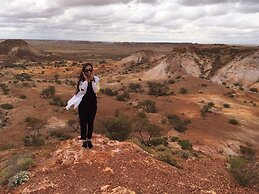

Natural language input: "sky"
[0,0,259,44]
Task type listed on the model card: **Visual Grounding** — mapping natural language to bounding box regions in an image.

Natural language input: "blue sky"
[0,0,259,44]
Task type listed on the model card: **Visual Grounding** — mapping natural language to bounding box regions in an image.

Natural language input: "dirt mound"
[0,39,55,61]
[7,134,256,194]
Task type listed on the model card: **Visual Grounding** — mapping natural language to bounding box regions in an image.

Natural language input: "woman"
[66,63,100,149]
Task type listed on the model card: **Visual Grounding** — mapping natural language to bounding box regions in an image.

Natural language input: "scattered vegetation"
[167,114,191,132]
[228,146,258,187]
[223,103,230,108]
[14,73,32,81]
[0,103,13,110]
[128,83,142,93]
[200,102,215,117]
[0,153,35,186]
[249,88,258,93]
[0,83,10,95]
[179,87,188,94]
[229,118,239,125]
[19,94,27,99]
[138,99,157,113]
[102,112,132,141]
[66,119,79,131]
[147,81,170,96]
[49,96,67,107]
[116,91,130,101]
[41,86,55,98]
[100,87,118,96]
[49,130,72,141]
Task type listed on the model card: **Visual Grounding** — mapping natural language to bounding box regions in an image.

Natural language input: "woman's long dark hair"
[75,63,93,94]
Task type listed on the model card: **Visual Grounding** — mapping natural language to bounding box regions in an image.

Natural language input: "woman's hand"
[87,73,94,82]
[82,71,87,80]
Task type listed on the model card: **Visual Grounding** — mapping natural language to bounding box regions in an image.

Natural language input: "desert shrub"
[178,140,192,150]
[170,136,180,142]
[15,73,31,81]
[167,114,191,132]
[101,87,118,96]
[19,94,26,99]
[249,88,258,93]
[132,112,162,146]
[49,96,67,107]
[138,99,157,113]
[24,117,46,135]
[200,102,214,117]
[0,103,13,110]
[168,80,176,84]
[103,113,132,141]
[41,86,55,98]
[240,145,255,161]
[0,153,35,185]
[228,156,258,187]
[50,130,72,141]
[116,91,130,101]
[155,151,180,168]
[0,144,15,151]
[128,83,142,92]
[147,81,169,96]
[8,171,30,188]
[149,137,168,146]
[179,87,188,94]
[223,103,230,108]
[0,83,9,94]
[229,118,239,125]
[177,150,193,159]
[23,135,45,146]
[66,119,78,131]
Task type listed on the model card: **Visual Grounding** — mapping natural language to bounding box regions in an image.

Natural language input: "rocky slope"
[1,135,256,194]
[120,45,259,89]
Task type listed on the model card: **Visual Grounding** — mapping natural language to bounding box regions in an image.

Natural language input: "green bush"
[128,83,142,92]
[228,156,258,187]
[148,137,168,146]
[178,140,192,150]
[138,100,157,113]
[0,103,13,109]
[147,81,169,96]
[229,118,239,125]
[155,151,180,168]
[41,86,55,98]
[103,114,132,141]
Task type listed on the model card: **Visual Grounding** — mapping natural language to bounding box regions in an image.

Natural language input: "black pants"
[78,100,97,140]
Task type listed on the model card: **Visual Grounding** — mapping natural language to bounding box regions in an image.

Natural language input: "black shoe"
[82,141,88,148]
[87,140,93,149]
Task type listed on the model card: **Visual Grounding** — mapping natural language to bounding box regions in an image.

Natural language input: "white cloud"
[0,0,258,44]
